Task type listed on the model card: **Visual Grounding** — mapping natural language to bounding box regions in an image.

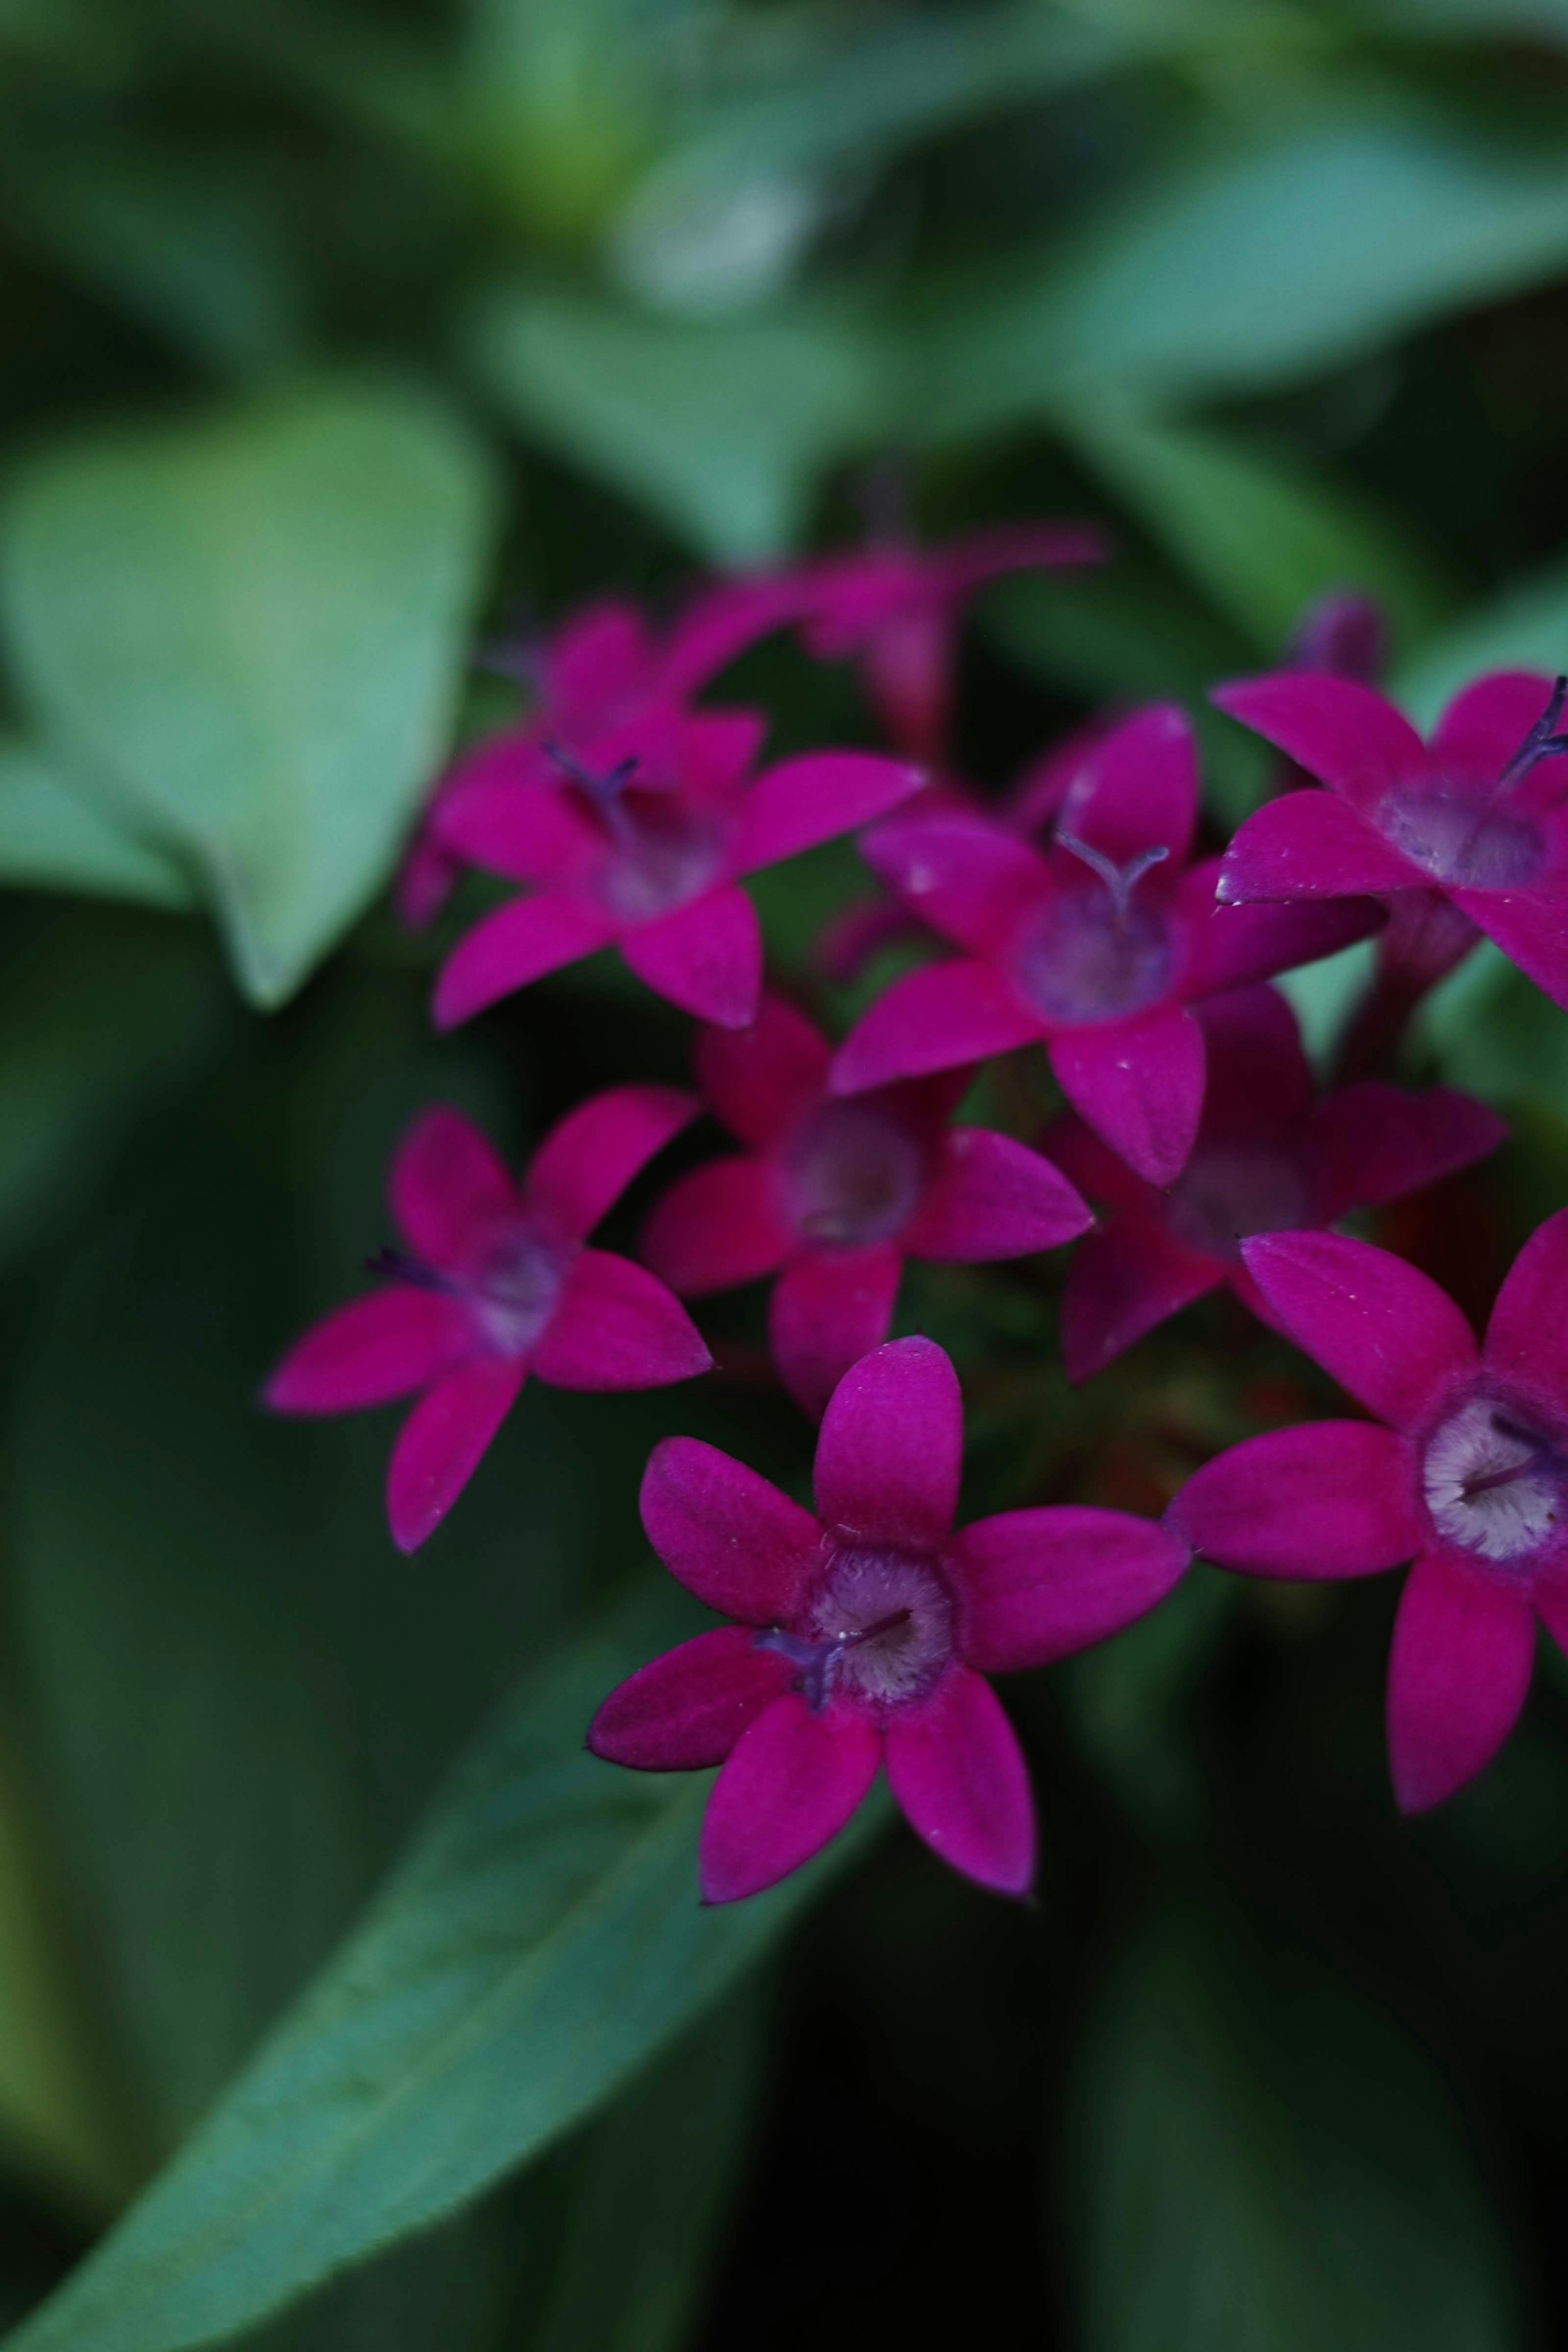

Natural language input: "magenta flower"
[829,704,1380,1186]
[1214,668,1568,1010]
[641,991,1092,1418]
[398,582,802,930]
[1169,1215,1568,1812]
[266,1087,710,1553]
[429,702,922,1034]
[588,1337,1189,1902]
[1049,984,1506,1381]
[790,519,1109,762]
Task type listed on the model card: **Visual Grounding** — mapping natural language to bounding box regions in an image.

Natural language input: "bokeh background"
[3,1,1568,2346]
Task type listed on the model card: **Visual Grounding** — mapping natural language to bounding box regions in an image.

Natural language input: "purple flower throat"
[1422,1393,1568,1566]
[756,1547,955,1712]
[544,739,720,920]
[1384,675,1568,890]
[368,1228,568,1358]
[1015,829,1173,1024]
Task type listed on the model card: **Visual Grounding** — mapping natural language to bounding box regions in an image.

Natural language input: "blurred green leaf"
[1062,1563,1237,1831]
[1396,552,1568,727]
[466,285,881,560]
[1070,1899,1521,2352]
[0,384,496,1007]
[7,1582,881,2352]
[0,739,191,910]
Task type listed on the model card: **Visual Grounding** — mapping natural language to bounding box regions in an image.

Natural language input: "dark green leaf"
[1396,553,1568,728]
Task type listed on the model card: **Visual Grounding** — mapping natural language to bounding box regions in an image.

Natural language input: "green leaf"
[1070,1899,1522,2352]
[1395,551,1568,728]
[0,738,191,910]
[0,383,497,1007]
[6,1585,881,2352]
[464,285,882,560]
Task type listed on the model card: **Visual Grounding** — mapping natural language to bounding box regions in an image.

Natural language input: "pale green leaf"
[0,738,191,910]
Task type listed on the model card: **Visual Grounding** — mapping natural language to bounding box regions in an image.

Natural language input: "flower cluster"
[270,513,1568,1903]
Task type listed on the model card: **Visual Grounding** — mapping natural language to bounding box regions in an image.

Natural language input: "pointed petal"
[679,708,769,803]
[1241,1231,1479,1431]
[695,992,831,1149]
[1195,985,1312,1136]
[1048,1005,1205,1188]
[390,1106,516,1269]
[1457,885,1568,1014]
[524,1083,699,1243]
[937,518,1110,594]
[385,1358,525,1552]
[700,1692,881,1903]
[768,1242,903,1421]
[1212,673,1428,813]
[265,1289,474,1414]
[1062,701,1198,869]
[859,815,1053,955]
[1060,1221,1222,1382]
[1533,1581,1568,1665]
[1430,671,1560,807]
[1484,1204,1568,1410]
[952,1507,1189,1670]
[1183,861,1385,996]
[531,1249,710,1390]
[862,604,951,761]
[902,1128,1091,1262]
[1040,1109,1155,1213]
[728,751,925,876]
[642,1158,793,1295]
[1217,791,1419,902]
[543,598,654,717]
[1170,1422,1422,1577]
[884,1666,1034,1896]
[814,1335,963,1548]
[663,577,806,692]
[1308,1083,1505,1220]
[586,1628,796,1770]
[620,884,762,1029]
[433,777,599,884]
[830,961,1044,1095]
[433,894,615,1029]
[1387,1547,1535,1812]
[640,1434,823,1621]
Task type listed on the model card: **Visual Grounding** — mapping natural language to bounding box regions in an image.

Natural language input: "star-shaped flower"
[642,991,1092,1417]
[266,1088,709,1552]
[589,1337,1189,1902]
[1170,1214,1568,1811]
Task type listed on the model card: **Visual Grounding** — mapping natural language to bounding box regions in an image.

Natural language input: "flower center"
[1164,1141,1314,1264]
[370,1224,569,1361]
[1012,833,1174,1026]
[780,1099,926,1246]
[1421,1393,1568,1565]
[757,1546,953,1710]
[546,742,722,921]
[1376,678,1568,892]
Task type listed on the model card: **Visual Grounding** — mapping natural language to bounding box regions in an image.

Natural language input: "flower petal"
[1217,791,1419,901]
[524,1083,699,1243]
[1241,1231,1479,1431]
[1062,701,1197,869]
[699,1692,882,1904]
[768,1241,904,1421]
[1483,1204,1568,1411]
[728,751,925,876]
[695,992,832,1149]
[619,883,762,1029]
[390,1106,516,1269]
[884,1665,1035,1896]
[831,960,1044,1096]
[1386,1547,1536,1812]
[936,518,1110,595]
[1456,885,1568,1014]
[1308,1083,1505,1221]
[433,894,615,1029]
[1047,1004,1205,1188]
[1211,673,1427,814]
[664,577,806,693]
[642,1158,794,1295]
[433,776,599,884]
[586,1628,796,1770]
[1040,1110,1155,1214]
[640,1434,823,1621]
[902,1128,1091,1261]
[951,1507,1189,1670]
[1183,863,1385,995]
[1060,1220,1222,1382]
[1430,671,1560,807]
[813,1334,963,1548]
[1169,1422,1423,1577]
[385,1358,525,1552]
[1196,985,1312,1137]
[544,597,654,718]
[265,1289,474,1414]
[532,1249,712,1390]
[859,814,1052,955]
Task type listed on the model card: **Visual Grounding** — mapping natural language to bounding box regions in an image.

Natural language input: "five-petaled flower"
[429,702,923,1034]
[588,1337,1190,1902]
[642,991,1092,1417]
[1049,984,1505,1382]
[266,1088,710,1553]
[1214,668,1568,1012]
[830,703,1380,1186]
[1170,1215,1568,1812]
